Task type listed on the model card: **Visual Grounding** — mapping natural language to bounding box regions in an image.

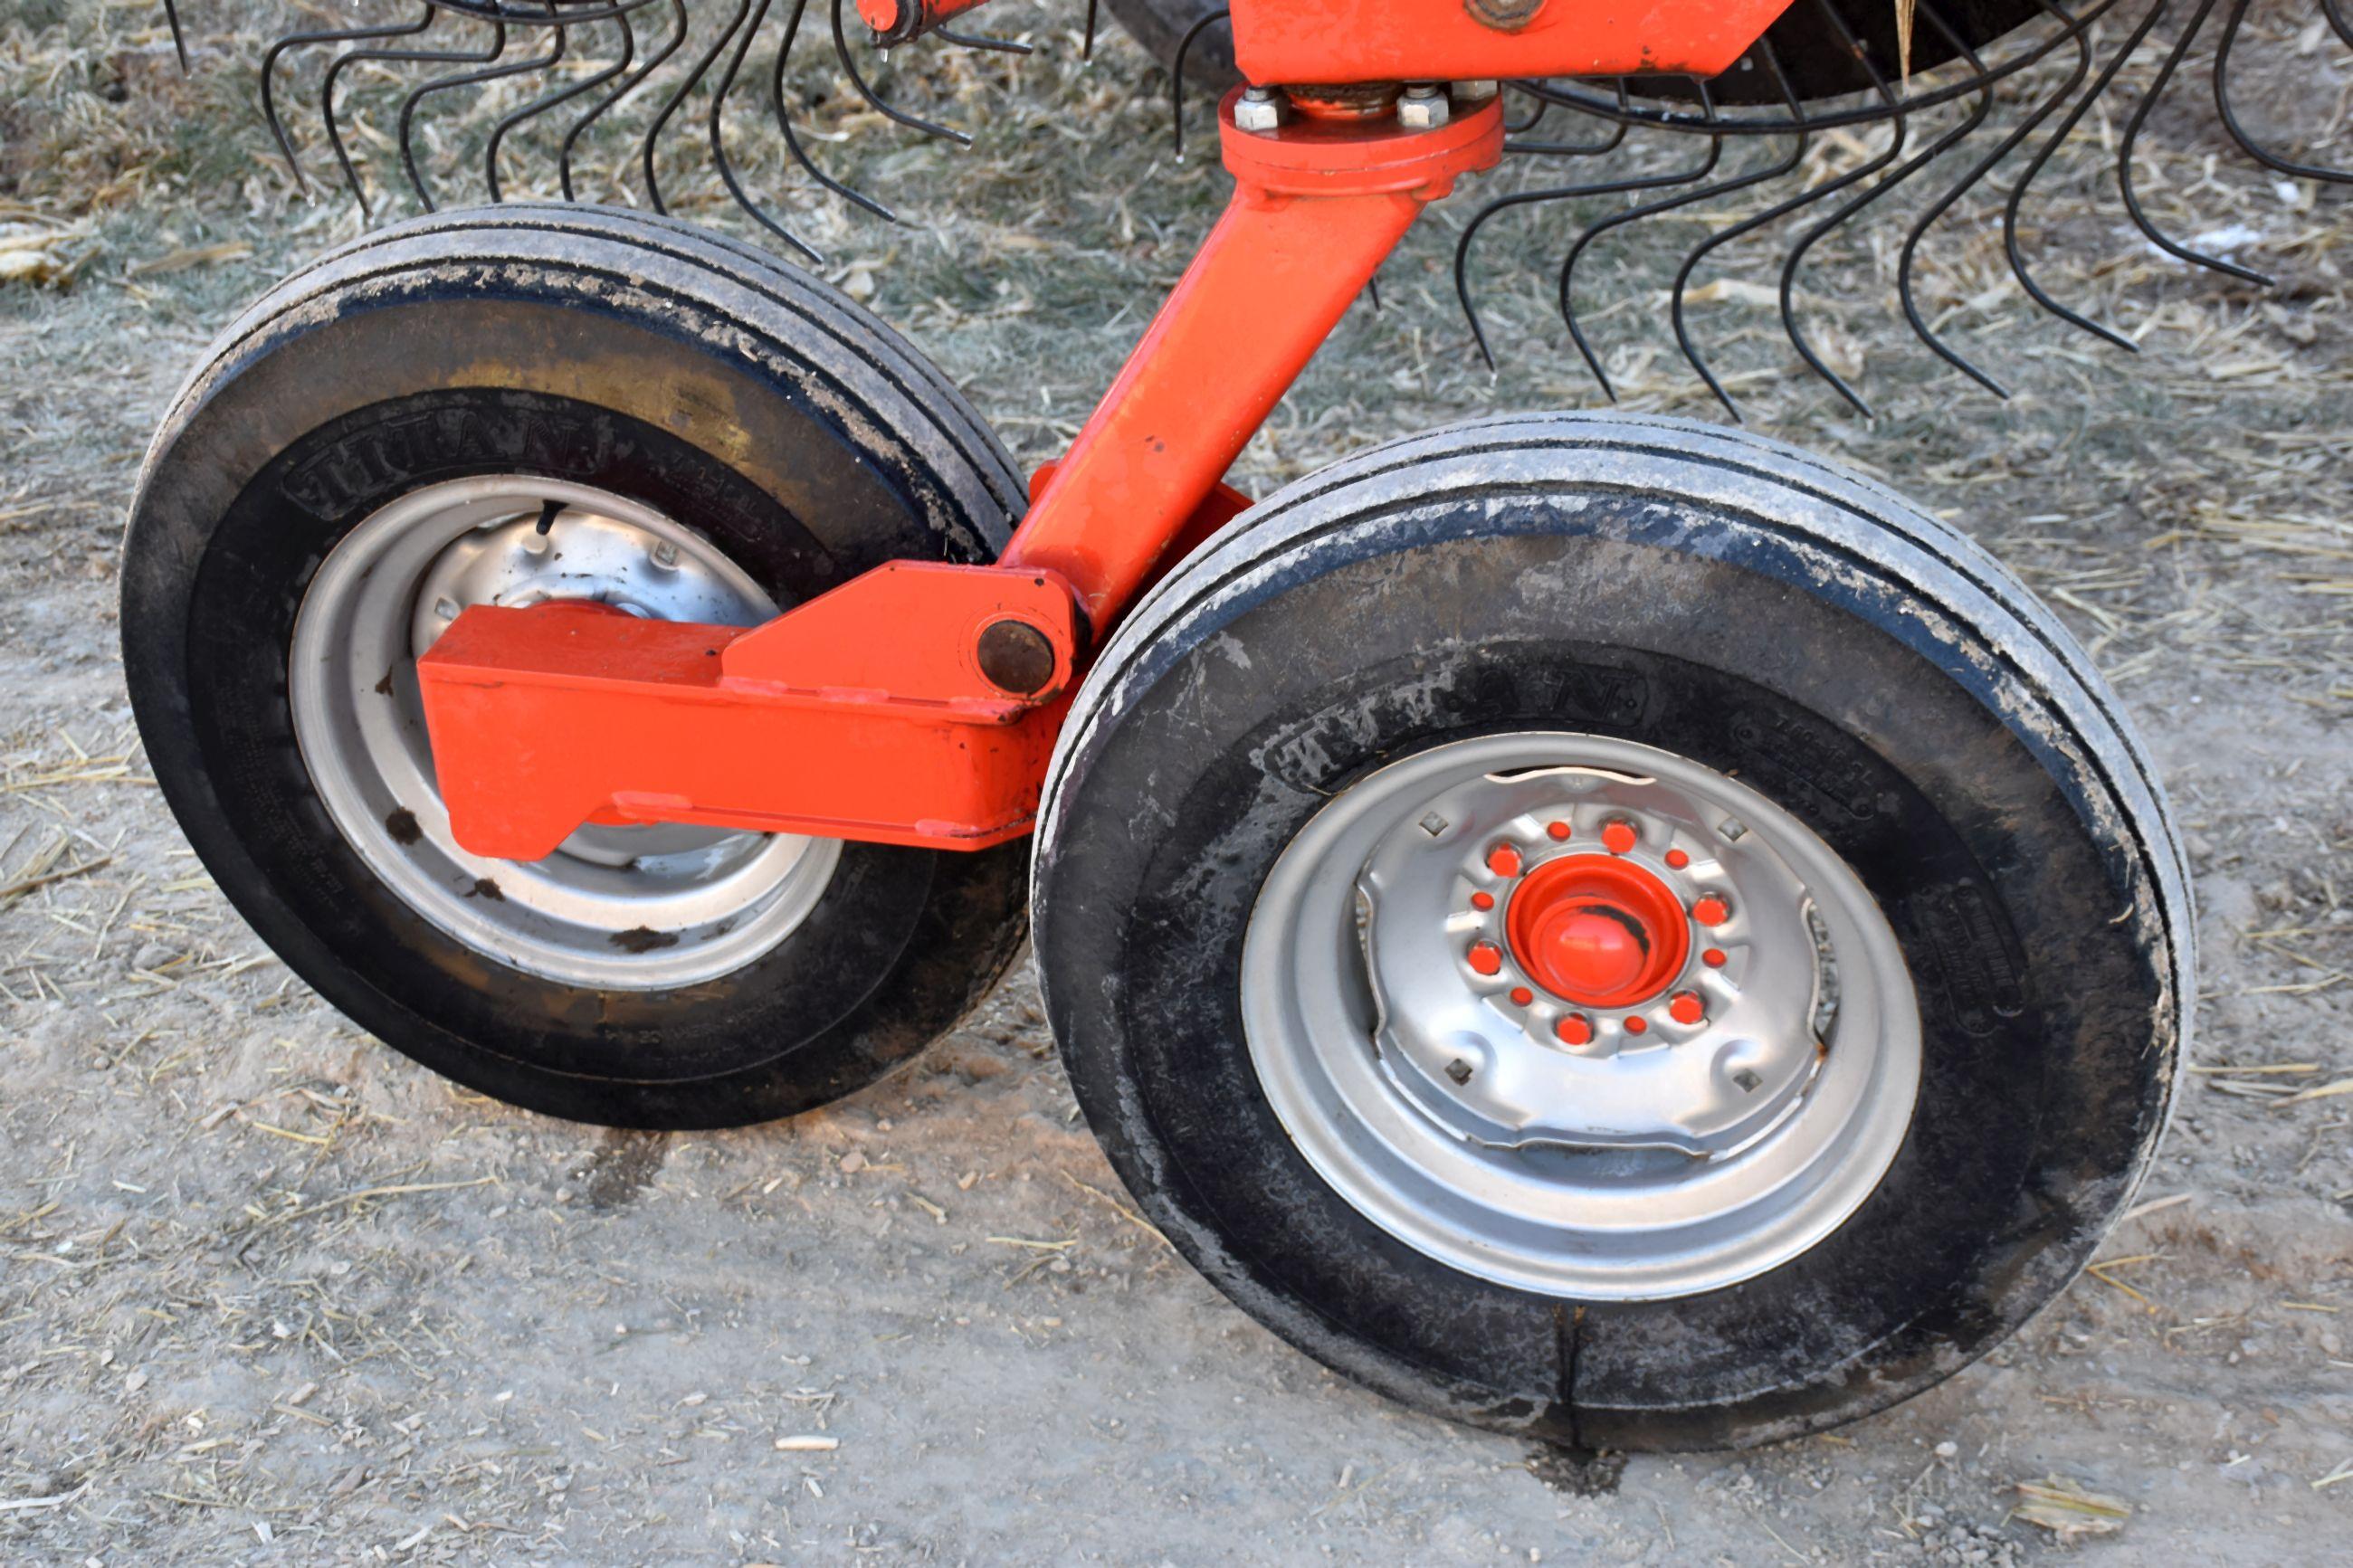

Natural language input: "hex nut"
[1234,88,1285,134]
[1396,86,1450,131]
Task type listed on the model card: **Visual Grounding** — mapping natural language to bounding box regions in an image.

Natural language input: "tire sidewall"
[124,244,1027,1128]
[1037,486,2177,1448]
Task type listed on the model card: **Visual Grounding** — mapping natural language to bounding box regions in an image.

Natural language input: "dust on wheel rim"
[289,476,840,992]
[1241,732,1920,1300]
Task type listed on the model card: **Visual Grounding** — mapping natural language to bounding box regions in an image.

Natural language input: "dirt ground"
[5,3,2352,1563]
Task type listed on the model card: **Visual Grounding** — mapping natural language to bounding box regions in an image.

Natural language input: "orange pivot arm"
[1005,91,1505,631]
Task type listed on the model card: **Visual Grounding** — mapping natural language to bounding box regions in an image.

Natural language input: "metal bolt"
[650,539,681,569]
[1234,86,1285,134]
[1396,84,1450,131]
[1718,818,1748,842]
[433,597,459,622]
[1455,79,1500,103]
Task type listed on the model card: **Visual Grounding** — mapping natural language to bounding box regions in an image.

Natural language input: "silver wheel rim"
[289,475,840,991]
[1241,732,1919,1300]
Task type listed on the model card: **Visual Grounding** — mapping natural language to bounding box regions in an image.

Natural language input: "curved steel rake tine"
[1502,85,1550,138]
[936,24,1034,53]
[162,0,189,71]
[643,0,754,215]
[772,0,900,222]
[401,14,569,214]
[561,0,684,202]
[2112,0,2273,287]
[2326,0,2353,51]
[1646,50,1806,415]
[1507,79,1631,156]
[1898,0,2126,397]
[263,6,436,194]
[1780,0,1977,417]
[490,3,655,203]
[2214,0,2353,185]
[1556,81,1727,398]
[831,0,975,147]
[1169,8,1232,159]
[1451,88,1687,377]
[322,7,505,222]
[2003,0,2177,355]
[710,0,826,262]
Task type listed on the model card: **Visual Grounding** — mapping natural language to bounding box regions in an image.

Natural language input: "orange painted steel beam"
[1004,90,1505,630]
[417,567,1079,860]
[1228,0,1796,87]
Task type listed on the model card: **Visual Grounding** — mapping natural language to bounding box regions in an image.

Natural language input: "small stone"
[838,1150,868,1174]
[1935,1440,1959,1459]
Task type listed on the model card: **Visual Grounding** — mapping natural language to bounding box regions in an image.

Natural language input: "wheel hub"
[1357,765,1825,1157]
[1505,852,1688,1006]
[290,476,841,991]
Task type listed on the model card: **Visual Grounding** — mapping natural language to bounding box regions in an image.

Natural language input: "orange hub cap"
[1505,855,1691,1009]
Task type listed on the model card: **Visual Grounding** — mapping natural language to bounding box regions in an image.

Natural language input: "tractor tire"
[1033,412,2187,1449]
[121,204,1029,1130]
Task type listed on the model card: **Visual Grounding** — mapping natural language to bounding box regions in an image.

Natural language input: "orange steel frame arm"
[415,2,1796,860]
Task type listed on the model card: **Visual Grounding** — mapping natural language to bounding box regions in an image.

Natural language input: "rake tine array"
[226,0,2348,411]
[248,0,1024,240]
[1462,0,2351,414]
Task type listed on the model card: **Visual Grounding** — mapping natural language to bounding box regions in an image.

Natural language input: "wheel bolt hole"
[1664,848,1690,870]
[1470,890,1495,911]
[1510,986,1534,1007]
[1702,947,1728,968]
[1624,1015,1648,1035]
[1546,820,1571,841]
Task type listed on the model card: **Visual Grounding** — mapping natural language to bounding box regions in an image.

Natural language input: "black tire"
[1034,413,2188,1450]
[122,204,1029,1130]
